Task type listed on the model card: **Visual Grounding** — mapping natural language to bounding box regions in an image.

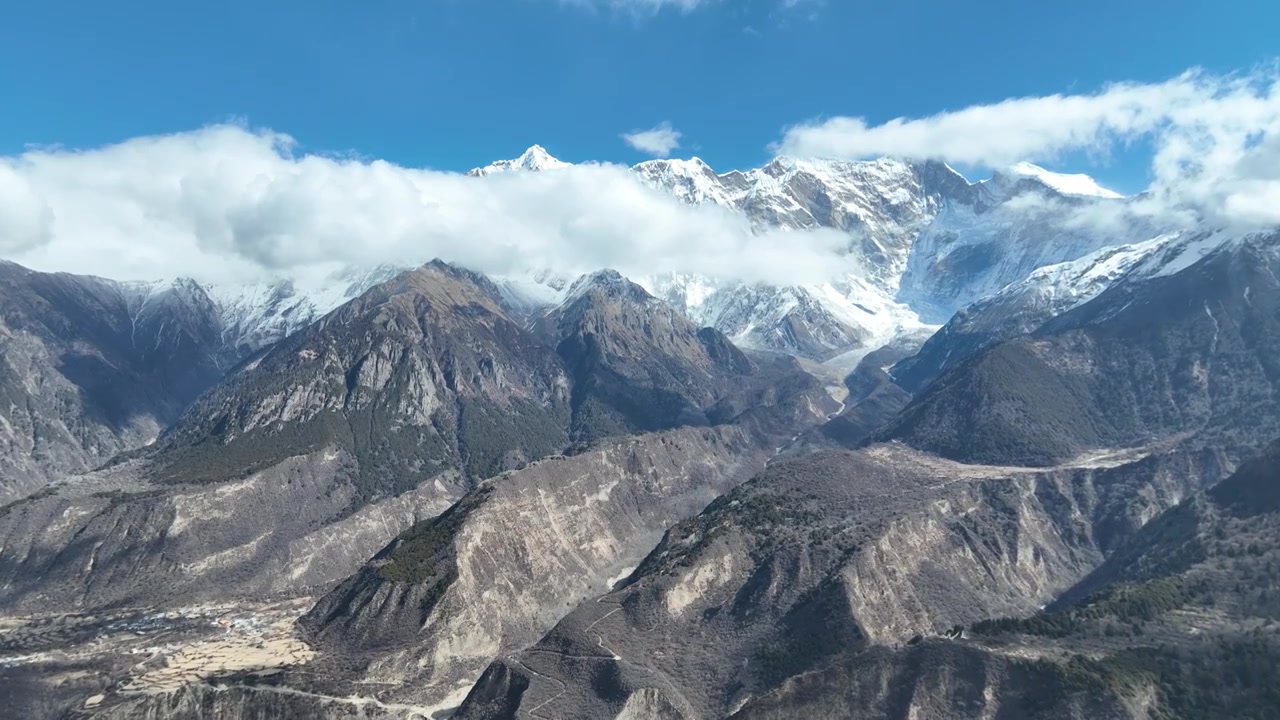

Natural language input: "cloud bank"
[2,67,1278,291]
[0,125,846,287]
[622,122,683,157]
[778,67,1280,228]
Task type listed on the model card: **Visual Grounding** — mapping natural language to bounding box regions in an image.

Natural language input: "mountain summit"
[466,144,571,176]
[1004,161,1125,199]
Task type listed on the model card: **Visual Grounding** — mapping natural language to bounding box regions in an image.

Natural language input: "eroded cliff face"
[297,426,770,713]
[0,326,162,502]
[5,425,786,720]
[0,449,458,613]
[85,684,427,720]
[454,443,1231,719]
[727,640,1146,720]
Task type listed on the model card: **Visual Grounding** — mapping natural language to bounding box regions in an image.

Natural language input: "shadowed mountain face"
[534,271,759,445]
[153,261,573,501]
[885,235,1196,395]
[880,234,1280,467]
[0,262,235,501]
[1206,437,1280,516]
[1058,438,1280,608]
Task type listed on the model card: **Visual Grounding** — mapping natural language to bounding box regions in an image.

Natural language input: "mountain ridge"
[468,145,1152,362]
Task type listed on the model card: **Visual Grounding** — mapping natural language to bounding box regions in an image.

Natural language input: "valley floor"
[0,599,325,717]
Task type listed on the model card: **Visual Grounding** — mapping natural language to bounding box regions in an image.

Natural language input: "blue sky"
[1,0,1276,192]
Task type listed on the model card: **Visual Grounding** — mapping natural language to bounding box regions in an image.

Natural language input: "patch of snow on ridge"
[1137,230,1236,278]
[1011,233,1181,310]
[1008,162,1124,199]
[491,268,572,311]
[207,264,404,352]
[632,158,738,206]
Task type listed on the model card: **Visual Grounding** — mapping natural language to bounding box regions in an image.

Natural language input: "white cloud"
[4,67,1277,295]
[621,122,683,157]
[777,68,1280,229]
[0,164,53,253]
[0,124,846,287]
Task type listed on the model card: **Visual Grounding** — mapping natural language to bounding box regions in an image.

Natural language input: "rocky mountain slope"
[634,434,1280,720]
[0,259,571,614]
[0,262,233,501]
[0,382,833,719]
[881,438,1280,720]
[294,426,771,715]
[153,260,573,497]
[0,260,398,504]
[448,231,1279,720]
[533,271,757,444]
[881,231,1279,467]
[890,231,1220,394]
[453,441,1229,720]
[0,448,459,614]
[0,254,834,630]
[4,425,781,720]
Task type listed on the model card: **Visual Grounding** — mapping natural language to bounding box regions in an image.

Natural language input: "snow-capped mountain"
[108,148,1142,369]
[470,146,1143,363]
[205,264,404,354]
[890,228,1236,392]
[899,189,1157,322]
[465,144,570,176]
[633,155,975,292]
[1003,161,1124,199]
[640,271,925,365]
[486,267,574,313]
[101,264,408,364]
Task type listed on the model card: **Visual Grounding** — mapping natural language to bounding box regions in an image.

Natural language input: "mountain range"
[0,145,1276,720]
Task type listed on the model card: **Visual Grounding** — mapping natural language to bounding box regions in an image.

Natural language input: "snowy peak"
[631,157,736,205]
[205,264,406,354]
[1002,162,1123,199]
[562,269,655,306]
[467,144,571,176]
[513,144,567,171]
[632,157,715,175]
